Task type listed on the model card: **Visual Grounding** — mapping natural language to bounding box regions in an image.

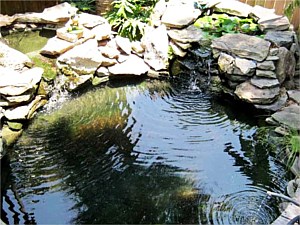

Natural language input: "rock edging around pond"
[0,0,300,222]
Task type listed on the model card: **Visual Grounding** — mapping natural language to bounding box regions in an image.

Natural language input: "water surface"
[1,78,290,224]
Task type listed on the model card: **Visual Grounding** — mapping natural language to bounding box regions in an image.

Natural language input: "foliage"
[284,0,300,19]
[62,0,96,13]
[105,0,158,41]
[194,13,259,40]
[30,55,57,81]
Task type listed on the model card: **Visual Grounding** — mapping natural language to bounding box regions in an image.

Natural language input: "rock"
[266,55,279,61]
[250,5,277,21]
[271,104,300,131]
[214,0,253,17]
[225,74,249,82]
[269,48,279,56]
[234,81,280,104]
[276,47,296,83]
[167,24,205,44]
[0,42,33,71]
[2,125,22,147]
[131,41,145,54]
[257,61,275,70]
[96,67,110,77]
[7,121,23,130]
[40,29,95,56]
[78,12,108,29]
[143,25,169,71]
[67,75,93,91]
[92,76,109,86]
[4,96,44,120]
[172,40,191,50]
[161,0,201,28]
[265,31,295,48]
[91,23,112,41]
[218,53,234,73]
[250,77,280,89]
[169,40,187,57]
[0,67,43,96]
[115,36,132,55]
[13,23,27,31]
[211,33,271,62]
[150,0,167,27]
[108,54,149,76]
[101,57,117,67]
[99,45,120,59]
[2,94,33,106]
[254,90,287,111]
[147,69,169,79]
[256,69,277,79]
[57,39,103,75]
[288,90,300,104]
[259,16,290,32]
[56,27,83,43]
[234,57,256,75]
[0,14,16,27]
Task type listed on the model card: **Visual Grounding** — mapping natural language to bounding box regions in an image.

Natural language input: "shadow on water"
[1,78,292,224]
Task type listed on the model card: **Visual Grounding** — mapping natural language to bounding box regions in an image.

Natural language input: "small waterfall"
[42,74,70,112]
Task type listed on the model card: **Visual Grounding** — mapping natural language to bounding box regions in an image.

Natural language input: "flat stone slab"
[250,77,280,89]
[234,81,280,104]
[265,31,295,48]
[167,24,205,43]
[254,90,287,111]
[271,104,300,131]
[108,54,149,76]
[288,90,300,104]
[214,0,253,17]
[212,33,271,62]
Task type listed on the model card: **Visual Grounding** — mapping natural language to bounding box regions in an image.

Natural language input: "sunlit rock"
[0,42,33,71]
[150,0,167,27]
[0,14,16,27]
[143,25,169,71]
[167,24,205,44]
[161,0,201,28]
[254,89,288,111]
[1,125,22,147]
[91,23,112,41]
[79,12,108,29]
[212,33,271,62]
[115,36,132,55]
[67,75,93,91]
[57,39,103,75]
[250,77,280,89]
[214,0,253,17]
[108,54,149,76]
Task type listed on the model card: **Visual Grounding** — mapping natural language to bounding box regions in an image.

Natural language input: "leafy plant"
[62,0,96,13]
[284,0,300,19]
[105,0,158,41]
[194,13,259,40]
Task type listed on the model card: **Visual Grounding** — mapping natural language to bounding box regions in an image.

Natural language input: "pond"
[1,75,292,224]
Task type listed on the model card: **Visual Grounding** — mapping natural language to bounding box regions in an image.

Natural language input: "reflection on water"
[1,78,291,224]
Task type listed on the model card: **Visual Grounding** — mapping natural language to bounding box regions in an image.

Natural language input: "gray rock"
[169,40,187,57]
[250,5,277,20]
[266,55,279,61]
[254,90,287,111]
[234,81,280,104]
[225,74,249,82]
[167,24,205,44]
[250,77,280,89]
[269,48,279,56]
[265,31,295,48]
[218,53,234,73]
[256,69,277,78]
[276,47,296,83]
[257,61,275,70]
[214,0,253,17]
[91,23,112,41]
[234,57,256,75]
[259,16,290,32]
[271,104,300,131]
[288,90,300,104]
[211,33,271,62]
[108,54,149,76]
[143,25,169,71]
[79,12,108,29]
[161,0,201,28]
[150,0,167,27]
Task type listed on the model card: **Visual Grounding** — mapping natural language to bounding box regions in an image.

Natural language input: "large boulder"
[271,104,300,131]
[212,33,271,62]
[143,25,169,71]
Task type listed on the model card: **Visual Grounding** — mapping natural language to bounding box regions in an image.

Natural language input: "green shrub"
[194,13,259,40]
[105,0,157,41]
[62,0,96,13]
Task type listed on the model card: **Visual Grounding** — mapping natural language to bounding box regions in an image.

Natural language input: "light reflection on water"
[1,79,290,224]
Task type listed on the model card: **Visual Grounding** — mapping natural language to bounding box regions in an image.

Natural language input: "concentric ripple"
[199,186,279,225]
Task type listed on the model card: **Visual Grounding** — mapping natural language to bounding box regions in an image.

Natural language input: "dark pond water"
[1,77,291,224]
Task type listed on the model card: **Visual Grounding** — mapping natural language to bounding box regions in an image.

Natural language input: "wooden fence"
[1,0,59,16]
[239,0,300,30]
